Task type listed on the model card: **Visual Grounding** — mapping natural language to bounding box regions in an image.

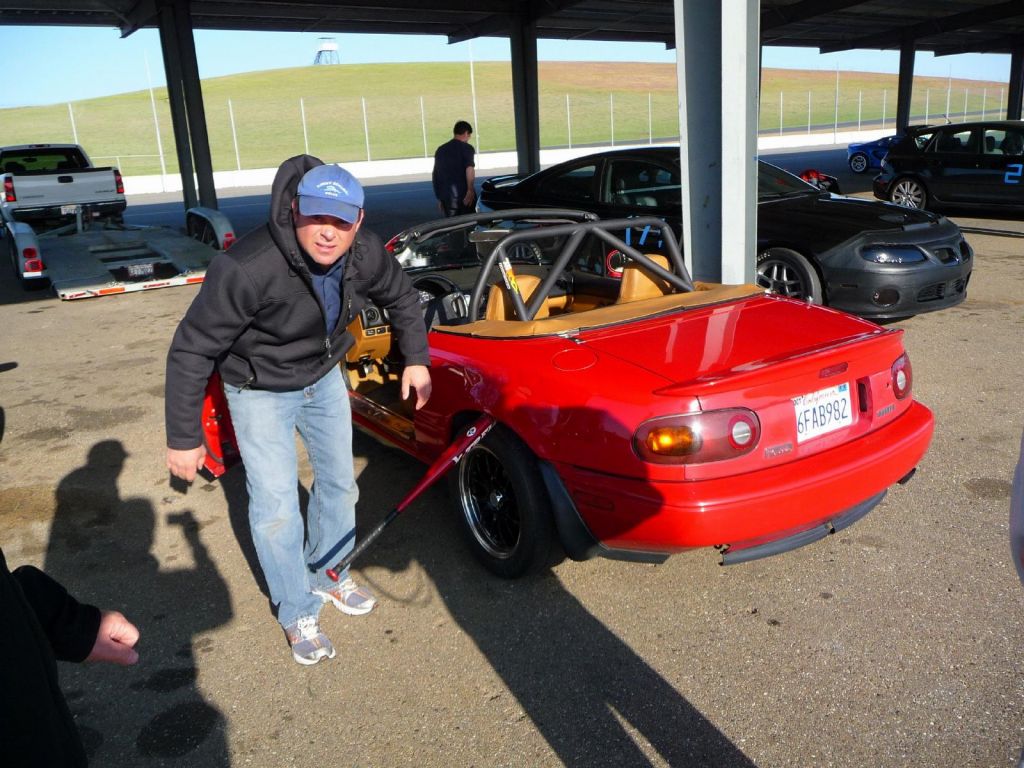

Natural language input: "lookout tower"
[313,37,340,65]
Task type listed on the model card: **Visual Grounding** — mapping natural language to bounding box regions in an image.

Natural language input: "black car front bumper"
[820,220,973,320]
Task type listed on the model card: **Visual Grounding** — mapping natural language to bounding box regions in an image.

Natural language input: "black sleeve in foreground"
[11,564,101,663]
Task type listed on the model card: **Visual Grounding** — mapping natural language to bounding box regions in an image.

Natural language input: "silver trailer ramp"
[6,206,233,299]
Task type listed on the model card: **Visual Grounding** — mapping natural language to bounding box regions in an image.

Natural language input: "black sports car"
[479,147,973,320]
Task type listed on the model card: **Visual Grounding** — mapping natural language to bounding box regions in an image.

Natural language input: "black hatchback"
[479,147,973,320]
[873,120,1024,211]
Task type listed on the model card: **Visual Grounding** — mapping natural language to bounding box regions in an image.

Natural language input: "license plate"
[127,262,155,278]
[60,204,80,216]
[793,382,853,443]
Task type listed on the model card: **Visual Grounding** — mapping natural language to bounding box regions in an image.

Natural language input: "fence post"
[832,69,839,142]
[469,48,480,152]
[610,93,615,146]
[67,103,79,144]
[145,53,167,186]
[963,88,969,122]
[982,88,987,120]
[648,92,652,144]
[945,75,951,119]
[566,94,572,149]
[807,90,811,134]
[779,92,783,135]
[420,96,428,158]
[857,90,862,130]
[1000,88,1005,118]
[882,89,887,131]
[228,99,241,171]
[362,97,371,162]
[300,98,309,155]
[925,89,930,123]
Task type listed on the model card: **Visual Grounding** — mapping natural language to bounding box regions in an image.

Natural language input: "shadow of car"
[478,147,973,321]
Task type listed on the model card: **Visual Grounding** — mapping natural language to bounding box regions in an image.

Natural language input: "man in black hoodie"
[165,156,431,665]
[1,546,140,766]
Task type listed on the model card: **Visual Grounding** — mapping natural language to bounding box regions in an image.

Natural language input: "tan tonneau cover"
[436,282,765,339]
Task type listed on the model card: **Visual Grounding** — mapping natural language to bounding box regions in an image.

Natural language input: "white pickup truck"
[2,143,234,298]
[1,143,126,229]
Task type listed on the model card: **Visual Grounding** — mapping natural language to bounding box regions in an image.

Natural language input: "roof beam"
[933,32,1024,56]
[819,0,1024,53]
[447,0,583,43]
[760,0,869,32]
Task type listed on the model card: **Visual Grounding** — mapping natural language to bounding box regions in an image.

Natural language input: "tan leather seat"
[484,274,549,321]
[617,255,674,303]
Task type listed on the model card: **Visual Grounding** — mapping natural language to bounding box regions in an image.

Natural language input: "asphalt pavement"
[0,148,1022,767]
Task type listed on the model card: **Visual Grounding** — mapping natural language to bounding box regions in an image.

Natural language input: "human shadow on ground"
[348,428,759,768]
[43,440,233,765]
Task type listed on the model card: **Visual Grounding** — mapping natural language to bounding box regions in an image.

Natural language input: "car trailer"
[4,206,234,299]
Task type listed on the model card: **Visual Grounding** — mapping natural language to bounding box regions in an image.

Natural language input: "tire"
[448,422,555,578]
[889,177,927,210]
[756,247,824,304]
[848,153,869,174]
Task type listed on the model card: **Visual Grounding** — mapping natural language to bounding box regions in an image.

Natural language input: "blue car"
[847,135,900,174]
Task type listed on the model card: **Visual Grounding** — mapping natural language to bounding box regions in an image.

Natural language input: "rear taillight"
[21,247,43,272]
[383,234,401,254]
[3,177,15,203]
[891,353,912,399]
[634,409,761,465]
[114,169,124,194]
[221,232,235,250]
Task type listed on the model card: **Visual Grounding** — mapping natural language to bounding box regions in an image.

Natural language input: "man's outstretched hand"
[87,610,140,666]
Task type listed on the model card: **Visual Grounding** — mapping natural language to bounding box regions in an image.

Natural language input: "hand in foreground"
[87,610,140,666]
[401,364,432,410]
[166,446,206,483]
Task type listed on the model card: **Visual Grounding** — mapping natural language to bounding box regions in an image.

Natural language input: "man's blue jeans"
[224,366,358,629]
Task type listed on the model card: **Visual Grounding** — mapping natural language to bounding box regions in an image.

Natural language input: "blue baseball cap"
[296,164,364,224]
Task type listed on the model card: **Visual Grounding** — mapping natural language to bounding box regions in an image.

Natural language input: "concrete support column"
[509,12,541,175]
[157,0,198,210]
[172,0,217,209]
[896,39,915,132]
[1008,47,1024,120]
[674,0,758,283]
[157,0,217,210]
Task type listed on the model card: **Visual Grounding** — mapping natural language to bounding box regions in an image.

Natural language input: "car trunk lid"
[579,294,913,477]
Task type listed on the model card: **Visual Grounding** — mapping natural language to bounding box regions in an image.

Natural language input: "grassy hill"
[0,62,1009,175]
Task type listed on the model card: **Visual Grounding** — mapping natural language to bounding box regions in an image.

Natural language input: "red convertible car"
[206,212,934,579]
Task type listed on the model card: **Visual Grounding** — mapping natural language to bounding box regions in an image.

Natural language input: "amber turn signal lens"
[645,425,700,457]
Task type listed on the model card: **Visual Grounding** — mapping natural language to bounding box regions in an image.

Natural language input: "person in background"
[1,546,140,767]
[164,156,431,666]
[432,120,476,216]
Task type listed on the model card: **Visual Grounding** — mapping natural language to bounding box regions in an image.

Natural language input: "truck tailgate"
[8,168,121,207]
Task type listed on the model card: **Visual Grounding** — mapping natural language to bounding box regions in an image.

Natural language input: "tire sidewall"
[448,423,554,578]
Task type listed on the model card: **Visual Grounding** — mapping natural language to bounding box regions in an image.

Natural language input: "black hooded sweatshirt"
[165,155,430,450]
[0,547,101,767]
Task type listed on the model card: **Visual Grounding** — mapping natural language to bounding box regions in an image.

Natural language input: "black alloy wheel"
[449,422,555,578]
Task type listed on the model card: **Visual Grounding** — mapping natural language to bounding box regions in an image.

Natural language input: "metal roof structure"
[2,0,1024,58]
